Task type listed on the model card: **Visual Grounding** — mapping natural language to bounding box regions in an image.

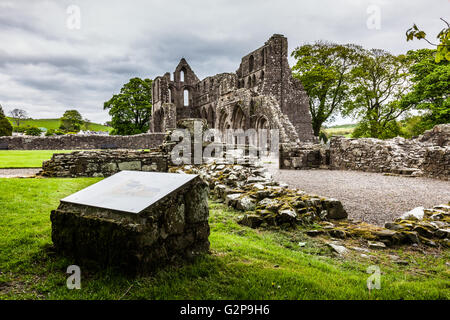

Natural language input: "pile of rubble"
[316,204,450,249]
[170,159,449,249]
[169,160,348,229]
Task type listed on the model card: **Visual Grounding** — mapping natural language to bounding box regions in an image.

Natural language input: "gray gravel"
[0,168,41,178]
[269,168,450,226]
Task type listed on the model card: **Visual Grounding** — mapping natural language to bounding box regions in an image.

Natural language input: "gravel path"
[0,168,41,178]
[269,168,450,226]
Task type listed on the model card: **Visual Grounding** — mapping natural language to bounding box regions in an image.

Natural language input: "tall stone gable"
[150,34,315,143]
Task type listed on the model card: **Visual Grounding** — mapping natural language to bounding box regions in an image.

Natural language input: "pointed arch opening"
[249,55,254,73]
[183,89,189,106]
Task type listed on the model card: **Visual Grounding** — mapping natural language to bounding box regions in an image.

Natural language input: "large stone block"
[50,171,210,274]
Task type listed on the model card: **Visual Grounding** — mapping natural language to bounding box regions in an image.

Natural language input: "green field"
[324,124,356,138]
[7,117,112,133]
[0,150,76,168]
[0,177,448,300]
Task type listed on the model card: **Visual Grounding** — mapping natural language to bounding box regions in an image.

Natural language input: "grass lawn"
[0,178,449,300]
[0,150,77,168]
[324,124,356,138]
[7,117,112,133]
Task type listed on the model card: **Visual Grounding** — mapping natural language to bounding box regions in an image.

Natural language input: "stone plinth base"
[50,177,210,274]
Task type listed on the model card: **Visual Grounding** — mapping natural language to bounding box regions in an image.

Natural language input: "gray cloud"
[0,0,447,124]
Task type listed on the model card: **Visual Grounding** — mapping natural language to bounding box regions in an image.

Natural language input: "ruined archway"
[232,105,247,130]
[249,55,254,72]
[218,110,229,133]
[152,108,165,132]
[207,105,215,128]
[256,116,271,152]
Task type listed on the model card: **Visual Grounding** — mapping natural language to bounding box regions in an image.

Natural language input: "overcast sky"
[0,0,447,125]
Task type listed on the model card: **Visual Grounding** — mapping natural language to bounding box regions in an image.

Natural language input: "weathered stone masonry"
[0,133,165,150]
[150,34,315,143]
[42,150,168,177]
[279,124,450,180]
[51,176,210,274]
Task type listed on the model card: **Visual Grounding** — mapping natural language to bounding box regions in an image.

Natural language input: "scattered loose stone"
[328,243,349,255]
[399,207,425,221]
[235,196,256,211]
[306,230,324,237]
[323,198,347,219]
[237,214,262,229]
[436,228,450,239]
[171,160,449,249]
[351,247,370,253]
[329,229,347,239]
[368,241,387,249]
[375,229,397,238]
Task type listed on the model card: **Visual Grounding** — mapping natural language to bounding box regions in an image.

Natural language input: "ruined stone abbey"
[149,34,315,143]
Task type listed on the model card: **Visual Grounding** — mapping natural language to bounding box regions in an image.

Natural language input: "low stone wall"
[418,123,450,147]
[0,133,165,150]
[279,143,329,170]
[419,146,450,179]
[51,176,210,274]
[329,136,426,173]
[329,136,449,180]
[279,124,450,180]
[41,150,168,177]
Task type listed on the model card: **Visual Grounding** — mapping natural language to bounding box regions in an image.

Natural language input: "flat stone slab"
[61,170,198,214]
[51,170,210,274]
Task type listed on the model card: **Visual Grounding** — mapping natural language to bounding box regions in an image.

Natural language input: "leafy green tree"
[0,104,13,136]
[104,77,152,135]
[406,18,450,62]
[292,42,362,136]
[343,49,412,139]
[59,110,84,133]
[398,49,449,135]
[46,128,64,136]
[24,126,42,136]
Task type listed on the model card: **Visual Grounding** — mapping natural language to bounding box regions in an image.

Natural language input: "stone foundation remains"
[279,124,450,180]
[42,150,168,177]
[51,176,210,274]
[170,161,348,229]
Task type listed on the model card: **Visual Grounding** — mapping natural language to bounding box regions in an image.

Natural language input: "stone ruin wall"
[0,133,165,150]
[279,124,450,180]
[237,35,313,141]
[42,150,168,178]
[150,34,316,143]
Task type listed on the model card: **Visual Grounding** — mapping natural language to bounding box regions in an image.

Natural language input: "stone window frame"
[183,89,190,106]
[249,55,255,73]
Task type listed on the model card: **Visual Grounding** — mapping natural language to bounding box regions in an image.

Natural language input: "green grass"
[0,178,448,300]
[324,124,356,138]
[0,150,77,168]
[7,117,112,133]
